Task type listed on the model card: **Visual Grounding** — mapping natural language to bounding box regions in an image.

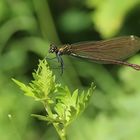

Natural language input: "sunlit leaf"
[87,0,140,38]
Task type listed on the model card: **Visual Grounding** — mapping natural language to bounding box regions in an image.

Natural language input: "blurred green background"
[0,0,140,140]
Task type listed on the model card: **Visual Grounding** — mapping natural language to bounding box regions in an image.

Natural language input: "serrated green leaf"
[71,89,79,106]
[31,114,49,121]
[12,59,56,101]
[12,78,35,98]
[53,82,95,126]
[31,114,61,124]
[78,82,95,112]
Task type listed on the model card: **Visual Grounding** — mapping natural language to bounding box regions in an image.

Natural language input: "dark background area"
[0,0,140,140]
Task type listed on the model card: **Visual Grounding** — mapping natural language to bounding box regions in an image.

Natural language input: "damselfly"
[49,35,140,74]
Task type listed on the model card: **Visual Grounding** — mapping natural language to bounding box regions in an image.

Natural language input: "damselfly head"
[49,44,58,53]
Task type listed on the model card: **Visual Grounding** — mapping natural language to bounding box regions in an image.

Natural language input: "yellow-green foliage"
[13,60,95,140]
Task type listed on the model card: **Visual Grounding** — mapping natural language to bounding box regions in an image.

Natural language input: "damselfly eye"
[49,44,58,53]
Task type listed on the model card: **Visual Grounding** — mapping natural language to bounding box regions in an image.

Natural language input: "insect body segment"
[49,44,72,74]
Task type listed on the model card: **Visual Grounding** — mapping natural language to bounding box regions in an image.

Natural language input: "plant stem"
[54,125,66,140]
[43,101,67,140]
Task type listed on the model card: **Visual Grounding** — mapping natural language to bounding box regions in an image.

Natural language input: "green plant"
[12,59,95,140]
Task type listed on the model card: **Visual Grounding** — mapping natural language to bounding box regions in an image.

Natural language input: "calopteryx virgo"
[49,35,140,74]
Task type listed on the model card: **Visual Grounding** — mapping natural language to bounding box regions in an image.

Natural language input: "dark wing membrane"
[70,36,140,63]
